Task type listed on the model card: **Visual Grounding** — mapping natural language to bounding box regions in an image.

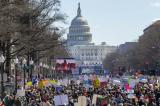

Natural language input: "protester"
[1,75,160,106]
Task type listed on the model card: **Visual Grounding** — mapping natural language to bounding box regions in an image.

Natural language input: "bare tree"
[0,0,68,79]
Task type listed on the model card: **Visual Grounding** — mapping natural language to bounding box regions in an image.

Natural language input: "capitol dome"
[71,17,88,26]
[67,3,92,46]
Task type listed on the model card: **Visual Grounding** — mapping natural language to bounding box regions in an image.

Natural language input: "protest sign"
[26,81,32,86]
[49,80,57,84]
[76,80,80,85]
[62,79,68,86]
[93,78,100,88]
[54,95,68,106]
[38,80,44,88]
[129,79,136,88]
[98,76,107,82]
[16,89,25,97]
[128,94,135,99]
[77,96,87,106]
[113,79,121,85]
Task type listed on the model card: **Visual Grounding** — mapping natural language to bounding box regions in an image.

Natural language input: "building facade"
[67,3,117,74]
[68,44,116,65]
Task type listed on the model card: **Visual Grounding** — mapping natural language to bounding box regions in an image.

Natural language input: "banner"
[56,58,76,72]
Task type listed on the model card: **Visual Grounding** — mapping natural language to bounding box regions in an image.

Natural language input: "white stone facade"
[68,44,117,65]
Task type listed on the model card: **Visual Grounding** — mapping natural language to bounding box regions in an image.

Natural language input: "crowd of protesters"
[0,76,160,106]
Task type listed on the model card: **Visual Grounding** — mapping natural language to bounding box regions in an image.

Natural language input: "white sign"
[62,79,69,86]
[128,94,135,99]
[130,79,136,88]
[98,77,107,82]
[16,89,25,97]
[76,80,80,85]
[54,95,68,106]
[113,79,121,85]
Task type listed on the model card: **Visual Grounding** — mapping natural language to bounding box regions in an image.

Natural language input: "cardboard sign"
[62,79,68,86]
[129,79,136,88]
[16,89,25,97]
[77,96,87,106]
[113,79,121,85]
[54,95,68,106]
[128,94,135,98]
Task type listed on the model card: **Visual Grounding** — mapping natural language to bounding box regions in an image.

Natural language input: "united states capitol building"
[67,3,116,74]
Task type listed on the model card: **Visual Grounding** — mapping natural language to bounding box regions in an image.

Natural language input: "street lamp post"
[0,54,5,100]
[29,59,34,80]
[14,57,19,94]
[51,66,55,79]
[42,63,45,79]
[39,62,43,79]
[45,64,49,78]
[22,58,27,89]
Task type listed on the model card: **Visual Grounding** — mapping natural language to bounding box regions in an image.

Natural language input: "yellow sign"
[26,81,32,86]
[38,80,44,88]
[93,78,100,88]
[49,80,57,84]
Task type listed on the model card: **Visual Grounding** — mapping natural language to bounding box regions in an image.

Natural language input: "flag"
[32,76,38,85]
[56,86,63,93]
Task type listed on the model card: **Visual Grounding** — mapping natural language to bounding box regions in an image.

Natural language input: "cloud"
[151,2,160,7]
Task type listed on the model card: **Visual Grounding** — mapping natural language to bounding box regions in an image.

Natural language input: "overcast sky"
[60,0,160,46]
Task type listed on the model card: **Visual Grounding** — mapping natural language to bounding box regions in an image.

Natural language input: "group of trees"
[0,0,68,79]
[103,20,160,75]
